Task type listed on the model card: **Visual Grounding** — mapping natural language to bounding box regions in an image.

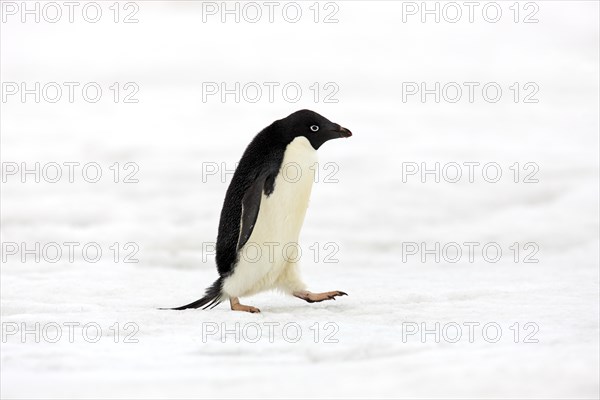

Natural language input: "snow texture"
[1,1,599,399]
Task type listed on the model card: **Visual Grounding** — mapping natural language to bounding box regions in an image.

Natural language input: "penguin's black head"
[276,109,352,150]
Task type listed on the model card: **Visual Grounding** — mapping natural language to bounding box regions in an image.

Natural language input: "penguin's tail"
[159,277,225,310]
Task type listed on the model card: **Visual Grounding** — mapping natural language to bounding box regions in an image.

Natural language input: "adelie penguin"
[165,109,352,313]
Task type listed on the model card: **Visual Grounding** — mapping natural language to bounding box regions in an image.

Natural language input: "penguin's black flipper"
[236,173,268,252]
[160,278,223,310]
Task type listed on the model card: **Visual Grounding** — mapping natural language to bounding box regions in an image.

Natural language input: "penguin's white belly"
[223,137,317,298]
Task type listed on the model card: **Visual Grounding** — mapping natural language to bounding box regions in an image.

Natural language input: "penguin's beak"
[337,126,352,138]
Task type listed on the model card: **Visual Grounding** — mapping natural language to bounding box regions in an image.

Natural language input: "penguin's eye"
[310,125,319,132]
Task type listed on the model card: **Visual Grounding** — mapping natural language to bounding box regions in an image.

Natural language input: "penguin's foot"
[229,297,260,313]
[293,290,348,303]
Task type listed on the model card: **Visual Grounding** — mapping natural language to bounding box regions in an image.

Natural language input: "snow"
[1,1,599,398]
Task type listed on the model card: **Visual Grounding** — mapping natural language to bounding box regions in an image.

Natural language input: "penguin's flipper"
[237,173,269,252]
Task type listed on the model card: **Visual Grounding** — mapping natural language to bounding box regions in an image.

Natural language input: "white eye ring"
[310,125,319,132]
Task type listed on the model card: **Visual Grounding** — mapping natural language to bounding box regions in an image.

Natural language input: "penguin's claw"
[229,297,261,313]
[293,290,348,303]
[231,304,261,313]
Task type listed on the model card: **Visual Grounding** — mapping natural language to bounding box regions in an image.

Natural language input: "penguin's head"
[276,109,352,150]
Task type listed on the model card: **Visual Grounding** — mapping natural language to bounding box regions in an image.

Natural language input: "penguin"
[165,109,352,313]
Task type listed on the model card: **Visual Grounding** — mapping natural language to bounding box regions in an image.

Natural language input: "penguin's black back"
[215,123,288,277]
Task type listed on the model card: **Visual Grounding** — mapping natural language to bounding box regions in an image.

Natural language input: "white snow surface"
[1,1,599,399]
